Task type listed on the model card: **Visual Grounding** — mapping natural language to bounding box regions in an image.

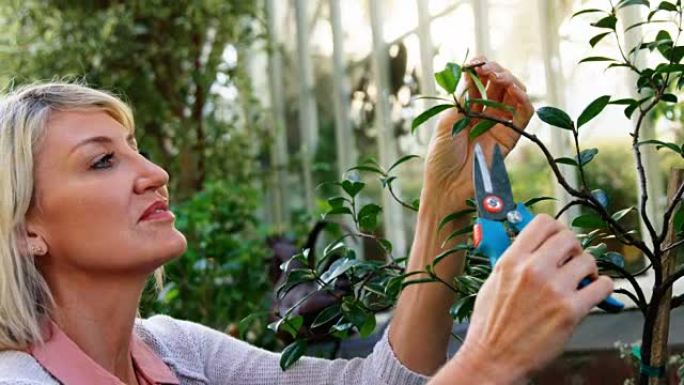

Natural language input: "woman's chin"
[150,231,188,265]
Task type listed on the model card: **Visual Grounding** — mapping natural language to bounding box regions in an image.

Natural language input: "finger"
[575,275,615,314]
[558,252,598,289]
[483,71,512,103]
[476,62,527,92]
[504,85,534,129]
[508,214,564,255]
[534,229,584,267]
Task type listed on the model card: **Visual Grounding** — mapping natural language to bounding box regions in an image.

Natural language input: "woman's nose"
[133,154,169,194]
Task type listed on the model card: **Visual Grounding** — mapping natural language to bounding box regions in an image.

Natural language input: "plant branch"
[453,103,655,261]
[597,260,647,311]
[614,288,646,315]
[663,237,684,254]
[387,180,418,211]
[555,199,592,219]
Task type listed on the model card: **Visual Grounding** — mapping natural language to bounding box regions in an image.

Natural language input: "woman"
[0,60,613,385]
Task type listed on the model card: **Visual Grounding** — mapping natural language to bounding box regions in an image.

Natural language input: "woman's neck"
[46,269,147,384]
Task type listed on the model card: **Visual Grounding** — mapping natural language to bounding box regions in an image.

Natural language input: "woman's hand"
[389,59,535,376]
[430,215,615,384]
[422,58,534,212]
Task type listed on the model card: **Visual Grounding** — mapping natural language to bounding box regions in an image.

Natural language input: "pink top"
[28,320,180,385]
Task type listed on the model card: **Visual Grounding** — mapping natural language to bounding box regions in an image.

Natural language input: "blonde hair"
[0,82,163,350]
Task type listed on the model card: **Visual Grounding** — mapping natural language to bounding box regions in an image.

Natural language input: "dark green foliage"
[0,1,262,197]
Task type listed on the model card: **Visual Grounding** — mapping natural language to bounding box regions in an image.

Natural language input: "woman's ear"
[24,221,48,257]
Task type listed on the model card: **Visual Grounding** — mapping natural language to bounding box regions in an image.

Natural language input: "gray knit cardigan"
[0,315,430,385]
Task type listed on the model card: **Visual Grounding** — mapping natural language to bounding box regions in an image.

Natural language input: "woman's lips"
[139,200,174,222]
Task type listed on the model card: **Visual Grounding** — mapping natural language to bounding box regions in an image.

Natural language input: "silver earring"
[30,245,44,256]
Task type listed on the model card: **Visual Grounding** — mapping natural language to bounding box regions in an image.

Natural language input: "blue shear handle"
[579,278,624,313]
[474,217,511,267]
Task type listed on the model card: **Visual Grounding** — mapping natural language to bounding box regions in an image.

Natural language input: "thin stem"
[555,199,592,219]
[614,288,646,315]
[597,260,648,311]
[663,238,684,254]
[572,130,589,191]
[387,180,418,211]
[631,100,662,275]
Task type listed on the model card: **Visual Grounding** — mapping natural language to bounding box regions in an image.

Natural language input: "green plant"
[267,1,684,382]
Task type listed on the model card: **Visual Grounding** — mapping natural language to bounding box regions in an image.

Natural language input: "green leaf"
[537,106,575,130]
[674,204,684,232]
[435,63,461,93]
[638,140,682,154]
[591,189,609,208]
[572,8,608,18]
[577,95,611,128]
[452,117,470,136]
[469,98,516,112]
[600,251,625,269]
[572,214,607,229]
[579,56,617,63]
[654,64,684,74]
[578,148,599,166]
[311,305,341,328]
[612,207,635,222]
[238,313,262,340]
[414,95,452,102]
[341,180,365,198]
[555,157,579,166]
[378,238,393,254]
[466,68,488,101]
[412,104,453,133]
[320,258,362,284]
[433,245,471,267]
[324,206,353,218]
[280,340,307,370]
[609,98,637,106]
[450,294,476,322]
[658,1,677,11]
[388,154,420,173]
[590,32,612,47]
[327,196,348,209]
[617,0,650,8]
[469,119,497,139]
[359,313,376,338]
[524,196,557,207]
[357,203,382,231]
[346,165,386,176]
[438,208,476,232]
[591,15,617,30]
[655,30,674,60]
[442,226,474,246]
[448,62,463,90]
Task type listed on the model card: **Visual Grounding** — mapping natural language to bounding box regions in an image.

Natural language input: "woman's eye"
[91,152,115,170]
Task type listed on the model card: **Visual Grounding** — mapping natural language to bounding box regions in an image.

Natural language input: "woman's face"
[27,110,187,276]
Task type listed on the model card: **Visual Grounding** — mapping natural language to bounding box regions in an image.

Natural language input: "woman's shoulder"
[0,349,58,384]
[135,314,229,382]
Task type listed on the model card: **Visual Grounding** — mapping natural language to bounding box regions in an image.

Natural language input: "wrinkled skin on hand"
[454,215,614,383]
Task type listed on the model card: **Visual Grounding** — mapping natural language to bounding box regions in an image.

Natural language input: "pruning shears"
[471,143,623,313]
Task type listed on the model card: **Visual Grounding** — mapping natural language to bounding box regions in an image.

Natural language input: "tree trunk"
[648,168,684,385]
